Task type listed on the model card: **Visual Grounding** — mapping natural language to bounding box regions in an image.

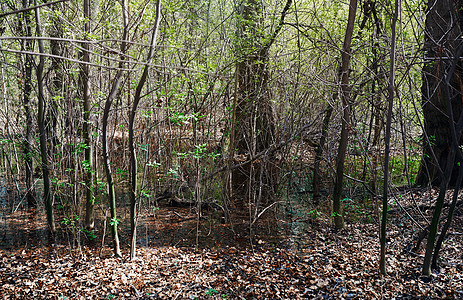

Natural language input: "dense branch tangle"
[0,0,460,278]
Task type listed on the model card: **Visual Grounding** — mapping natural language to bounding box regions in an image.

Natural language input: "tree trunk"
[35,1,55,233]
[230,0,291,208]
[47,0,65,161]
[422,43,463,275]
[431,163,463,269]
[101,0,129,258]
[20,0,35,207]
[331,0,357,230]
[422,146,456,275]
[82,0,94,230]
[380,0,398,275]
[129,0,161,260]
[416,0,463,187]
[364,1,385,200]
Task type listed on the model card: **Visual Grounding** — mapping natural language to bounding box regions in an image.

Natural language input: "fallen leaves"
[1,187,462,299]
[1,231,461,299]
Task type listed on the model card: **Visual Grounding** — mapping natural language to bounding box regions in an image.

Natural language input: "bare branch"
[0,0,69,18]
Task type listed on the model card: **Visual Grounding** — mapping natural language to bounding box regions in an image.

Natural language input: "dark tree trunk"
[421,0,463,275]
[331,0,358,230]
[432,162,463,269]
[416,0,463,187]
[231,52,275,207]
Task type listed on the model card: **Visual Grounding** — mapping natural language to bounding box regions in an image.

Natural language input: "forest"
[0,0,462,298]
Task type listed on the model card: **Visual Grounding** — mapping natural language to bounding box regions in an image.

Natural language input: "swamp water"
[0,177,314,252]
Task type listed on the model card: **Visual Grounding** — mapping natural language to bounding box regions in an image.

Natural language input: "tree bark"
[331,0,357,230]
[422,43,463,275]
[35,1,55,233]
[230,0,291,208]
[20,0,35,207]
[416,0,463,187]
[47,0,64,159]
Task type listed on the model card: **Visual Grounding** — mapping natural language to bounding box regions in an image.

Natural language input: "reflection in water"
[1,175,311,252]
[0,177,48,249]
[278,193,313,252]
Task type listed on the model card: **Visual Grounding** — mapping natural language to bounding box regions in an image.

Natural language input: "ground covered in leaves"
[1,188,463,299]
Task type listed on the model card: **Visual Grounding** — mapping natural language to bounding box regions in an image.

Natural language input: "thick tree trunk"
[231,0,271,208]
[422,42,463,276]
[231,53,274,207]
[230,0,291,208]
[419,0,463,273]
[416,0,463,187]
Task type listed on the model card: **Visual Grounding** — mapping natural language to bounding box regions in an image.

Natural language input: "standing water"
[0,176,48,250]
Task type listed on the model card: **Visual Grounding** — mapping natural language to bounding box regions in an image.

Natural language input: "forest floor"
[0,187,463,299]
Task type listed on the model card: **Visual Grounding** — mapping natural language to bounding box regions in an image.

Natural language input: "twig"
[130,283,142,298]
[0,0,69,18]
[172,211,185,219]
[99,208,108,258]
[251,201,283,226]
[201,119,317,182]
